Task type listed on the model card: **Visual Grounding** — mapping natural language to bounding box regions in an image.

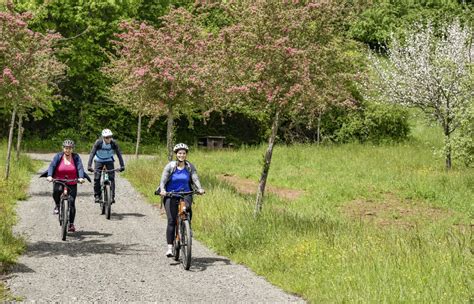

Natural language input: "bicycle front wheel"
[61,199,69,241]
[105,184,112,220]
[173,220,180,261]
[180,220,192,270]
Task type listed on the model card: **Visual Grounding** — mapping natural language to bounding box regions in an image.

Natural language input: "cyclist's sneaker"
[53,206,59,214]
[94,196,100,203]
[68,224,76,232]
[166,245,173,257]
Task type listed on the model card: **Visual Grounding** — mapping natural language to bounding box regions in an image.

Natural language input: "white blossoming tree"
[367,20,473,169]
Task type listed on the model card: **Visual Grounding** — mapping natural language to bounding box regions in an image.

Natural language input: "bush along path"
[5,154,302,302]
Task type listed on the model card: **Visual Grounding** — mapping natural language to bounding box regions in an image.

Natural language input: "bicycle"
[95,167,120,220]
[159,190,198,270]
[52,178,80,241]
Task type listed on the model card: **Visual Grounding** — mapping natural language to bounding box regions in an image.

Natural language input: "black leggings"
[164,195,193,245]
[53,183,77,224]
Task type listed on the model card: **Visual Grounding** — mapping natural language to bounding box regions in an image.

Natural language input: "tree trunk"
[166,106,174,162]
[5,107,17,180]
[444,125,452,170]
[254,109,280,217]
[316,111,322,144]
[16,113,24,159]
[135,113,142,159]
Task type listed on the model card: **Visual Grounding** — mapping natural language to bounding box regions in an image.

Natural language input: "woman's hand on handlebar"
[153,189,167,196]
[47,176,53,182]
[197,188,205,195]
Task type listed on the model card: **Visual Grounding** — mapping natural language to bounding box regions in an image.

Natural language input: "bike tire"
[58,202,63,226]
[100,185,106,215]
[173,220,180,261]
[61,199,68,241]
[105,184,112,220]
[181,220,192,270]
[100,200,106,215]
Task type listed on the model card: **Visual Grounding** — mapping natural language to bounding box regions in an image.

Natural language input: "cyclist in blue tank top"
[157,143,205,257]
[87,129,125,204]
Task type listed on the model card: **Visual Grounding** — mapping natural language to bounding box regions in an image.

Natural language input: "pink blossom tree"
[217,1,359,215]
[0,9,65,179]
[104,8,211,161]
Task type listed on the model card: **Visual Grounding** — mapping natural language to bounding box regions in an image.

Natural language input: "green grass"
[0,144,41,300]
[124,114,473,303]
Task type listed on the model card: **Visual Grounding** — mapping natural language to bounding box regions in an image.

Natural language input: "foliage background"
[0,0,471,150]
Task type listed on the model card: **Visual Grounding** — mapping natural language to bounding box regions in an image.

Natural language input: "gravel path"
[5,154,303,303]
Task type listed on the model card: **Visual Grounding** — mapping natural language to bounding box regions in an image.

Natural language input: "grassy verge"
[124,119,473,302]
[0,144,41,300]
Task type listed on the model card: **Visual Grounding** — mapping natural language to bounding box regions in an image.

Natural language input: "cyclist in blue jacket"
[87,129,125,204]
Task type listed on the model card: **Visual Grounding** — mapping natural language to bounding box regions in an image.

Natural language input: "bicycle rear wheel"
[105,184,112,220]
[180,220,192,270]
[61,199,69,241]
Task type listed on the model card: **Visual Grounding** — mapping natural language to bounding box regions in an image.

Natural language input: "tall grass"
[124,118,473,303]
[0,143,40,300]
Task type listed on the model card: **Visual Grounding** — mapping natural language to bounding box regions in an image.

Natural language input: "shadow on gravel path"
[190,257,232,272]
[110,213,146,221]
[25,240,144,257]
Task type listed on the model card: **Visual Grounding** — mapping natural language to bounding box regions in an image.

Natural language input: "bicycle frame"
[94,167,119,189]
[165,191,196,269]
[52,178,78,241]
[101,169,111,191]
[94,167,119,219]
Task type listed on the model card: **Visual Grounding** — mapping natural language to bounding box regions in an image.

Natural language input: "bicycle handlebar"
[167,191,197,196]
[53,178,80,183]
[93,168,121,173]
[154,190,200,197]
[52,178,85,186]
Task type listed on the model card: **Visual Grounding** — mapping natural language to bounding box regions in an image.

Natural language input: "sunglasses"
[104,136,112,139]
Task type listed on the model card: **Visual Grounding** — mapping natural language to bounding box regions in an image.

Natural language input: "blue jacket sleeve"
[74,154,85,178]
[73,154,91,182]
[47,153,62,177]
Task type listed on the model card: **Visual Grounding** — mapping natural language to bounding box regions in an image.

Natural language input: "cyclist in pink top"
[41,140,89,232]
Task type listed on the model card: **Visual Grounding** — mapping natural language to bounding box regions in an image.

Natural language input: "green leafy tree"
[12,0,141,140]
[350,0,473,48]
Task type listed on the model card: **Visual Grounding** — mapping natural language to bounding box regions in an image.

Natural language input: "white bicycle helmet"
[62,139,75,147]
[173,143,189,153]
[101,129,113,137]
